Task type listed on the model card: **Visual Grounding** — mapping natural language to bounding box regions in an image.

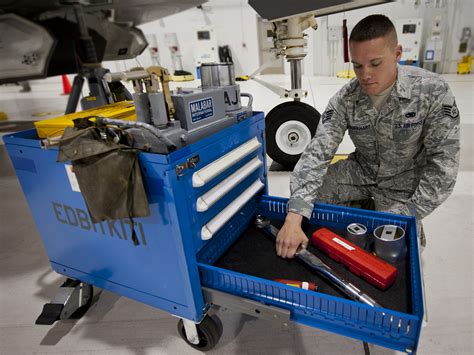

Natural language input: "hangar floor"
[1,73,472,355]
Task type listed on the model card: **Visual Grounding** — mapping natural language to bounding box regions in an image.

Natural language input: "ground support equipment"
[4,112,423,353]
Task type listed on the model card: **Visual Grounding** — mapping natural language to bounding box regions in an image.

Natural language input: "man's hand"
[276,212,308,258]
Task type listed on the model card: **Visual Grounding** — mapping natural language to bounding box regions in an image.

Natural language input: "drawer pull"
[201,179,264,240]
[196,157,262,212]
[192,137,261,188]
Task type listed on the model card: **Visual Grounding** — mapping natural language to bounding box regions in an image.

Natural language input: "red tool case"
[311,228,397,290]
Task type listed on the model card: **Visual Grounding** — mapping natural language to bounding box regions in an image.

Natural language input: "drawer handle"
[196,157,263,212]
[192,137,261,188]
[201,179,264,240]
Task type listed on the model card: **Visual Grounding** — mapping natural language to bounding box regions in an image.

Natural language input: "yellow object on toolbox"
[34,101,136,138]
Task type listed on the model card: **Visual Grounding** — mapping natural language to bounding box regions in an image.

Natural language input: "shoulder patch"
[443,100,459,119]
[322,109,334,123]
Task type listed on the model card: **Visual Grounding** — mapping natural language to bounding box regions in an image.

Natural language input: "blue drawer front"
[164,113,267,254]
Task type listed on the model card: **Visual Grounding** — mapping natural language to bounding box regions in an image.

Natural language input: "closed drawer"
[174,115,266,200]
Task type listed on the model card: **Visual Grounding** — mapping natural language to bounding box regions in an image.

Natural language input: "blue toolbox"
[4,65,424,353]
[4,112,424,353]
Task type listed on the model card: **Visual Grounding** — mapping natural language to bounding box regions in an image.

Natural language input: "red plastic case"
[311,228,397,290]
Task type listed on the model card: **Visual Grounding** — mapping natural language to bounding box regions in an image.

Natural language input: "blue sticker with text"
[189,97,214,122]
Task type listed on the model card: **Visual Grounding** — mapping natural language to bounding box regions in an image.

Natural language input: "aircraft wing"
[249,0,393,21]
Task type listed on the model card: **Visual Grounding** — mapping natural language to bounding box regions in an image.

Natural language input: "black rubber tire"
[177,315,222,351]
[265,101,320,169]
[210,314,223,339]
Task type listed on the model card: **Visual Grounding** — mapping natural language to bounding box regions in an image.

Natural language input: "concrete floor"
[0,73,473,354]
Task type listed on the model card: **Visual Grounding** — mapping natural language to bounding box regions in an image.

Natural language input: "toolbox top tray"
[197,195,424,354]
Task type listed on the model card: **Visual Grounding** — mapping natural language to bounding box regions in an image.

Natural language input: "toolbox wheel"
[210,314,223,339]
[265,101,320,169]
[177,315,222,351]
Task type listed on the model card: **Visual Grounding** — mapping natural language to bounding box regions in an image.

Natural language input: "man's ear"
[395,45,403,62]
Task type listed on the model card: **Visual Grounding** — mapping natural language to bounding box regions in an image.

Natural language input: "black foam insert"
[214,221,412,314]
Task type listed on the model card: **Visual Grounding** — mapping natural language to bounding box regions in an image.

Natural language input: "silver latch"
[176,155,200,177]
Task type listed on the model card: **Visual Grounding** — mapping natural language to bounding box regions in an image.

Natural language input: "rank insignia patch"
[322,109,334,123]
[443,101,459,119]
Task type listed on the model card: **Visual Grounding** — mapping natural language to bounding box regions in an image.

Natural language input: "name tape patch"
[348,124,370,131]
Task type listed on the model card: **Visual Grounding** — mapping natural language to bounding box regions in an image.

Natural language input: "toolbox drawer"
[197,195,424,353]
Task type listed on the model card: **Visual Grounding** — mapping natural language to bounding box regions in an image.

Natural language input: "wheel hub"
[275,120,311,155]
[288,132,299,143]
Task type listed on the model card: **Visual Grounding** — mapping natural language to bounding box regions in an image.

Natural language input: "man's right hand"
[276,212,308,259]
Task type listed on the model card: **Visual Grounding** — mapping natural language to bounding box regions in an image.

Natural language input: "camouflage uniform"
[288,65,460,229]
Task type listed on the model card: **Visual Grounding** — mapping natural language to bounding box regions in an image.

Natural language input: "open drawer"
[197,195,424,353]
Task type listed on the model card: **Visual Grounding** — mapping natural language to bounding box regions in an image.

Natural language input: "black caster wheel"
[177,315,222,351]
[265,101,320,169]
[210,314,223,339]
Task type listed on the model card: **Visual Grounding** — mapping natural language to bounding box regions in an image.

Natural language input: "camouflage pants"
[315,159,426,247]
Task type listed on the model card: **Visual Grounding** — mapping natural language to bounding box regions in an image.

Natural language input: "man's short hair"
[349,14,397,47]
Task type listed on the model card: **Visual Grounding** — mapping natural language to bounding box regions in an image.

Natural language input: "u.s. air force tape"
[443,101,459,119]
[322,109,334,123]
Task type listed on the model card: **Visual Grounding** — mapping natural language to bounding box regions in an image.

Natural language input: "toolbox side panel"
[3,112,268,323]
[4,143,200,320]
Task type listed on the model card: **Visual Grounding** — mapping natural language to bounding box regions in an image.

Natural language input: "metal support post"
[290,60,302,101]
[65,75,85,114]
